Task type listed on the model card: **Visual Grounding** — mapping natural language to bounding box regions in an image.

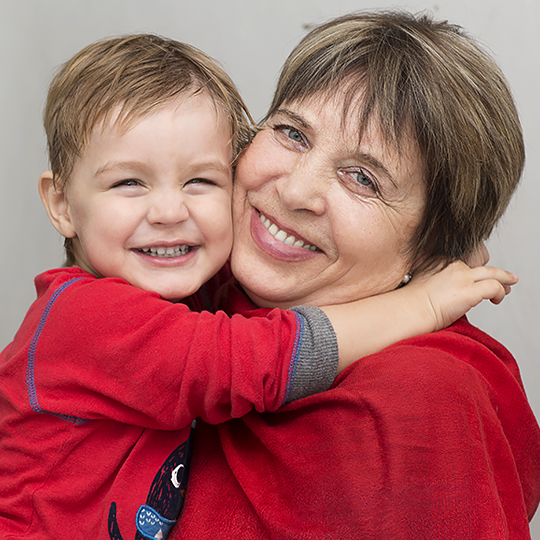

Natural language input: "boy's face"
[52,93,233,300]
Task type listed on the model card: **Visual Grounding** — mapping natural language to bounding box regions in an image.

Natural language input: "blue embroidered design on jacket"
[108,422,195,540]
[136,506,175,539]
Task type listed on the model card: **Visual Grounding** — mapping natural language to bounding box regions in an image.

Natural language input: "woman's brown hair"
[268,11,524,267]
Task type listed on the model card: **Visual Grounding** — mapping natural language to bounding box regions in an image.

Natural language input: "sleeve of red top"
[28,275,338,429]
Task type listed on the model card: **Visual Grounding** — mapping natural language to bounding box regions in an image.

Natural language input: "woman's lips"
[249,208,321,261]
[258,212,318,250]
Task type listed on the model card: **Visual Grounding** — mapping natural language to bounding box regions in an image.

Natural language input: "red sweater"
[175,280,540,539]
[0,268,336,539]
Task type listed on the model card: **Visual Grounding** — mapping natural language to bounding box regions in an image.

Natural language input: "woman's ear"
[38,171,77,239]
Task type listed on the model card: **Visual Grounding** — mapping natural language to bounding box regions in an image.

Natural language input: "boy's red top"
[0,267,321,539]
[175,279,540,539]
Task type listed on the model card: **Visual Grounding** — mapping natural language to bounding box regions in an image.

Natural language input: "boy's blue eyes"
[119,179,140,186]
[111,179,141,188]
[186,178,214,185]
[112,178,215,188]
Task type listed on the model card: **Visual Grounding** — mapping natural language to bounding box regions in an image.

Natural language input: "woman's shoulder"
[333,316,526,408]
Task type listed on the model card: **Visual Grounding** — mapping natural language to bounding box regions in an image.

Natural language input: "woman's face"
[231,96,426,308]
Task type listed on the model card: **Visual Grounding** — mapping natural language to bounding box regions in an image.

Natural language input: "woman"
[175,11,540,538]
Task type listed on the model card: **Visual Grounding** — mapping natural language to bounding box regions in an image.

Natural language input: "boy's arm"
[320,261,518,370]
[28,273,337,428]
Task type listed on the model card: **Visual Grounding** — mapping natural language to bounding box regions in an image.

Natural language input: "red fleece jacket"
[0,267,332,539]
[175,280,540,540]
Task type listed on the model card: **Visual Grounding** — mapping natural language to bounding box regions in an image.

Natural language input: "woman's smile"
[250,207,322,263]
[258,210,319,251]
[231,96,426,309]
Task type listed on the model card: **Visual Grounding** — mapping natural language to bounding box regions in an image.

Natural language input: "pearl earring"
[401,272,412,285]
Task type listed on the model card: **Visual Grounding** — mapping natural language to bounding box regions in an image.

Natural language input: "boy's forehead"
[74,92,235,177]
[89,91,232,142]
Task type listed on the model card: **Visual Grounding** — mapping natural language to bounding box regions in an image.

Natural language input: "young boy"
[0,34,515,540]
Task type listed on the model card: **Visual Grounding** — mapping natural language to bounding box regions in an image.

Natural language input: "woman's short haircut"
[44,33,253,265]
[268,10,524,267]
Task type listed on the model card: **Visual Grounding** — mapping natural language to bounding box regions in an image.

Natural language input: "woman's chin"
[231,259,296,308]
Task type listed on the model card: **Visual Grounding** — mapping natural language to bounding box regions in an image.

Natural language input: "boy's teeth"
[259,212,317,251]
[140,245,191,258]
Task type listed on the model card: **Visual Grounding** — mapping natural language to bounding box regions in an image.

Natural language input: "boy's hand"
[409,260,518,332]
[465,241,490,268]
[322,245,517,371]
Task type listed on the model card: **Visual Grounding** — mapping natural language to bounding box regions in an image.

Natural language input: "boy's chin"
[148,284,201,302]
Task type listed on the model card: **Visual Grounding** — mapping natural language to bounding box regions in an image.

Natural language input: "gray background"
[1,1,538,534]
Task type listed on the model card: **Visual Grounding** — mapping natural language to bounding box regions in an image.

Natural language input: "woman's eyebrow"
[355,152,398,189]
[273,108,313,131]
[275,107,399,190]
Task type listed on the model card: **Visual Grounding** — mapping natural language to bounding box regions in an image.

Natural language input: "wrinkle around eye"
[338,169,381,198]
[271,123,309,150]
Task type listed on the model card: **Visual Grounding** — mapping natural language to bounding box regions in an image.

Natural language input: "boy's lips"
[137,245,192,258]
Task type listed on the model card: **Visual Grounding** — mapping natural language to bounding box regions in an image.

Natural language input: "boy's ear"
[38,171,77,239]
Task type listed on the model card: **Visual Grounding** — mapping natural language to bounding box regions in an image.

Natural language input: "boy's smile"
[42,92,234,300]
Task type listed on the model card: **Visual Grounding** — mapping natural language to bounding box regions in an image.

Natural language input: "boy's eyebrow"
[95,159,231,177]
[192,160,232,176]
[95,161,148,177]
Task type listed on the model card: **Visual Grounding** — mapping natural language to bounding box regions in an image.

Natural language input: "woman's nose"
[275,159,327,215]
[147,190,189,226]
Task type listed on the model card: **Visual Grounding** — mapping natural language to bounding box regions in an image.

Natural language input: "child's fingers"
[466,242,490,268]
[489,282,508,305]
[470,266,518,286]
[472,279,508,305]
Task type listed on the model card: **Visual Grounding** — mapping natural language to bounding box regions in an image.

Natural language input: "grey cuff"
[284,305,339,403]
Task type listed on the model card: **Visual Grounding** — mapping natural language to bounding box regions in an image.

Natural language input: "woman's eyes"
[339,168,380,196]
[270,121,381,197]
[274,124,308,147]
[284,127,305,144]
[351,170,374,188]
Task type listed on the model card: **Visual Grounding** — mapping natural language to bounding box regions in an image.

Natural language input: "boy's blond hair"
[45,34,254,184]
[44,34,254,265]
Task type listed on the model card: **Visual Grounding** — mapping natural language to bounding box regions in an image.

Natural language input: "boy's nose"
[147,191,189,226]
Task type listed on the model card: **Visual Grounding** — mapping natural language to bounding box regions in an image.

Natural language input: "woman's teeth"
[139,246,191,258]
[259,212,318,251]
